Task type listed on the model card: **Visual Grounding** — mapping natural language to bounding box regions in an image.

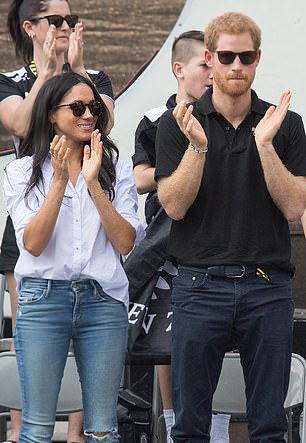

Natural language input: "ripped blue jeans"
[15,278,128,443]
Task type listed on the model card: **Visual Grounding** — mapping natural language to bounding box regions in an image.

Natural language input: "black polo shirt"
[155,88,306,270]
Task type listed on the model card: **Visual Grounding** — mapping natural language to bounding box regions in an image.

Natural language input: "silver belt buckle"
[227,265,246,278]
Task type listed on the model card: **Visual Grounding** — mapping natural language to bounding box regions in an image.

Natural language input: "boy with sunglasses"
[155,11,306,443]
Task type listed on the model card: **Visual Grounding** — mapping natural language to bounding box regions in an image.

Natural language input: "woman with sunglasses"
[0,0,114,137]
[3,71,143,443]
[0,1,114,443]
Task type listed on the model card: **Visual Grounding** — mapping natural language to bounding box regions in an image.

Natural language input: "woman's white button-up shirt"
[4,156,144,308]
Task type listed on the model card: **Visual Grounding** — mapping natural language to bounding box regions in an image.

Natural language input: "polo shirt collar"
[196,87,267,117]
[166,94,177,109]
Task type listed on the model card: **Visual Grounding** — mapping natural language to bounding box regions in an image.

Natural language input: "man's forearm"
[258,144,306,221]
[157,145,206,220]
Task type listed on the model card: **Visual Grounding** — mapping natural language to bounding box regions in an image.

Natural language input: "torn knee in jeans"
[84,429,119,441]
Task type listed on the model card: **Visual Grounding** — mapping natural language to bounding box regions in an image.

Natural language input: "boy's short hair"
[171,30,204,65]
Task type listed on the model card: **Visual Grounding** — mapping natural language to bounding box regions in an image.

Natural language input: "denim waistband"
[20,277,97,289]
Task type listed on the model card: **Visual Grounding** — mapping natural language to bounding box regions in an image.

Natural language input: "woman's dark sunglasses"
[29,14,79,29]
[215,50,257,65]
[54,101,103,117]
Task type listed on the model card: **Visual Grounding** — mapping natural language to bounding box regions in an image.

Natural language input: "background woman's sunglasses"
[29,14,79,29]
[215,50,257,65]
[54,100,103,117]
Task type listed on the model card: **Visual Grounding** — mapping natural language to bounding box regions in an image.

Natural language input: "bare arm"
[68,23,114,132]
[23,136,70,256]
[255,91,306,221]
[0,26,61,137]
[158,149,205,220]
[157,101,208,220]
[101,95,114,133]
[0,23,113,138]
[134,163,156,194]
[83,130,136,255]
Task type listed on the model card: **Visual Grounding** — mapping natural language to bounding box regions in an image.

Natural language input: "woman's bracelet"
[188,142,208,154]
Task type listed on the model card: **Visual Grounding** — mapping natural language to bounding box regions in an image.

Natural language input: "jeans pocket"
[92,281,120,303]
[18,286,48,305]
[259,270,291,289]
[18,278,49,305]
[174,267,208,290]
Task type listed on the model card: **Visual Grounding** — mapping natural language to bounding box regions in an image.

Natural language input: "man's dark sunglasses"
[215,50,257,65]
[54,100,103,117]
[29,14,79,29]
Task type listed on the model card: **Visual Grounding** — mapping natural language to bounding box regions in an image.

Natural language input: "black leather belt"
[205,265,257,278]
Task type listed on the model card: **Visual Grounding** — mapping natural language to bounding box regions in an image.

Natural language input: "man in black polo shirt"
[155,11,306,443]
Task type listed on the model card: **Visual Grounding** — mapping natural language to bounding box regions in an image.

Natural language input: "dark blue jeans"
[171,267,294,443]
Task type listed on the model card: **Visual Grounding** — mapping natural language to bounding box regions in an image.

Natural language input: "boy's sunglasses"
[215,50,257,65]
[29,14,79,29]
[54,100,103,117]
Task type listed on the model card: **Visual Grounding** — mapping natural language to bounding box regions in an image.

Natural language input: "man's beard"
[213,69,254,97]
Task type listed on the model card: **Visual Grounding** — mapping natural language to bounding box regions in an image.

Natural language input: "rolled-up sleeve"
[3,157,39,249]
